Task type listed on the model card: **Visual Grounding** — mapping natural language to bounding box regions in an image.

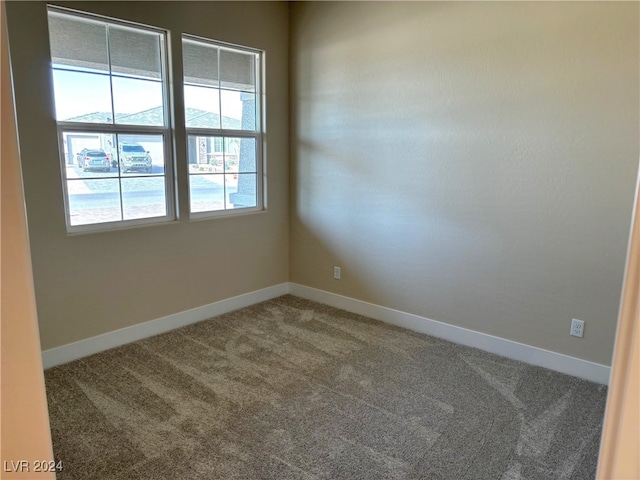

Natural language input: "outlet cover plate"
[333,266,341,280]
[570,318,585,338]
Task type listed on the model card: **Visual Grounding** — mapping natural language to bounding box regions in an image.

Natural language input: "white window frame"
[182,34,264,219]
[48,6,176,233]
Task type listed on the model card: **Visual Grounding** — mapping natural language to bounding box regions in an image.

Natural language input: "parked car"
[119,143,152,173]
[76,149,111,172]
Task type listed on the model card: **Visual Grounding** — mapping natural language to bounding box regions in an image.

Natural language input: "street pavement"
[64,164,247,226]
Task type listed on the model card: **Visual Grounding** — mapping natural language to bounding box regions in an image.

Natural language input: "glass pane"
[109,25,162,79]
[189,174,225,213]
[52,70,112,122]
[183,39,219,87]
[67,178,122,226]
[61,132,116,178]
[227,173,257,209]
[112,77,164,126]
[220,48,256,92]
[224,137,256,173]
[48,11,109,73]
[221,90,255,130]
[121,177,167,220]
[188,135,223,174]
[116,134,162,176]
[184,85,220,129]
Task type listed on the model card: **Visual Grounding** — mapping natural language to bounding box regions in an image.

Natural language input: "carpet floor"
[44,295,607,479]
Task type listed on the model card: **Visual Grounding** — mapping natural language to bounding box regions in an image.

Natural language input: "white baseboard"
[42,281,611,385]
[42,283,289,369]
[289,283,611,385]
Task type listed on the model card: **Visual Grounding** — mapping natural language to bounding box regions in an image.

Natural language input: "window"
[182,36,263,216]
[47,8,174,230]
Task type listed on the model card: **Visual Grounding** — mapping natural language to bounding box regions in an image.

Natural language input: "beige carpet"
[44,295,607,479]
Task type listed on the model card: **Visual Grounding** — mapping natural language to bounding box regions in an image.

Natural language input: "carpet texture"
[44,295,607,479]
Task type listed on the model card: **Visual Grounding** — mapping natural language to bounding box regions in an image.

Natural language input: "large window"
[47,8,174,230]
[182,36,263,216]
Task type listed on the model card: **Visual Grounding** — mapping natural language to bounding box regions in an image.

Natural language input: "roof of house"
[64,106,241,129]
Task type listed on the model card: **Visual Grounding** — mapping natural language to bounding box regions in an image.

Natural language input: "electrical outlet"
[570,318,585,338]
[333,266,341,280]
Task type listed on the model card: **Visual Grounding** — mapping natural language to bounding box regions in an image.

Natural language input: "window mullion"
[106,24,116,127]
[104,19,125,220]
[217,47,221,131]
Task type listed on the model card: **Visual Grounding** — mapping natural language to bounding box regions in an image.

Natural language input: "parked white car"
[119,143,152,173]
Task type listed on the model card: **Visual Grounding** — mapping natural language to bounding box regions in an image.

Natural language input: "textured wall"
[290,1,639,365]
[5,1,289,350]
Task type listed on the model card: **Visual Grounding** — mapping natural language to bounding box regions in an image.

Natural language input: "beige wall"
[4,1,639,367]
[290,1,639,365]
[1,1,55,476]
[5,1,289,351]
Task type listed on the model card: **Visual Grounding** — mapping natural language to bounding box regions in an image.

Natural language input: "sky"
[53,68,244,122]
